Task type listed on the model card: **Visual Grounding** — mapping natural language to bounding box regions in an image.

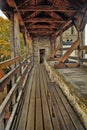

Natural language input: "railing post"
[0,115,4,130]
[60,32,63,56]
[10,12,21,107]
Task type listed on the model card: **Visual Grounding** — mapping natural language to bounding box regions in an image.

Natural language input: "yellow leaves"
[0,40,10,60]
[0,17,11,61]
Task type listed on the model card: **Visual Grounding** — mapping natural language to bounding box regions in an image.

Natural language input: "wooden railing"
[0,54,33,130]
[49,41,87,68]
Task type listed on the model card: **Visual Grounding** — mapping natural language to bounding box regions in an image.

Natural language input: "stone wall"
[33,36,51,64]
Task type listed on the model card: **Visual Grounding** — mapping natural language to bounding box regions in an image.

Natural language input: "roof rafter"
[24,18,66,23]
[27,25,59,29]
[55,20,72,36]
[6,0,31,37]
[66,0,83,8]
[18,6,77,12]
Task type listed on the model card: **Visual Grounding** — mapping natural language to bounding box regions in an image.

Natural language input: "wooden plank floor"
[14,64,86,130]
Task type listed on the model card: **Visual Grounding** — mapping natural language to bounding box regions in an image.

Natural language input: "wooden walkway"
[13,64,85,130]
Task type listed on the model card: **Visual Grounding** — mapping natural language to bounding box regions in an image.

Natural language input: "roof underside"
[0,0,87,37]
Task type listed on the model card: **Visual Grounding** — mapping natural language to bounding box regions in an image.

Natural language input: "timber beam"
[6,0,31,40]
[18,6,77,12]
[50,43,61,58]
[24,18,66,23]
[29,30,54,34]
[55,20,72,36]
[54,39,80,68]
[27,25,59,29]
[54,62,80,69]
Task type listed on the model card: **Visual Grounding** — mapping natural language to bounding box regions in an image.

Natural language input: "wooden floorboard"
[17,67,35,130]
[35,65,43,130]
[26,66,37,130]
[55,83,85,130]
[42,65,85,130]
[41,65,60,130]
[13,64,86,130]
[40,67,53,130]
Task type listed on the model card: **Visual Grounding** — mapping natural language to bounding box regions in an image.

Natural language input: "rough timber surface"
[13,64,85,130]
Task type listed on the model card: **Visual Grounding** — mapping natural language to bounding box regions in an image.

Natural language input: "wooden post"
[51,36,56,52]
[10,12,21,105]
[77,30,80,62]
[50,36,53,55]
[50,35,57,58]
[0,115,4,130]
[10,11,15,58]
[10,12,16,106]
[60,32,63,56]
[23,32,27,54]
[31,39,34,65]
[14,13,21,57]
[80,31,85,58]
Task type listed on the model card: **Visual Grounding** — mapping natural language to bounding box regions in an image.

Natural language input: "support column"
[14,13,21,57]
[50,35,57,57]
[51,36,56,52]
[10,12,16,106]
[10,11,15,58]
[80,30,85,58]
[10,12,21,105]
[60,32,63,56]
[23,32,28,54]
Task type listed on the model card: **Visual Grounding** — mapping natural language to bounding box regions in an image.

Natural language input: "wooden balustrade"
[0,53,29,70]
[80,46,87,50]
[69,56,78,60]
[0,54,33,130]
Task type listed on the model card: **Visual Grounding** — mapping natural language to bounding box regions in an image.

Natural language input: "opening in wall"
[39,49,45,63]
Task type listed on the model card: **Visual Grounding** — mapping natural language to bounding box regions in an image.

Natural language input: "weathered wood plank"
[26,66,37,130]
[40,66,53,130]
[50,84,76,130]
[42,66,66,130]
[55,83,85,130]
[17,67,35,130]
[41,65,60,130]
[35,65,43,130]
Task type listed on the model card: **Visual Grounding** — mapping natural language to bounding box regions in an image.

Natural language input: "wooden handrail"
[69,56,78,60]
[55,39,80,66]
[80,46,87,50]
[0,55,33,130]
[0,53,29,70]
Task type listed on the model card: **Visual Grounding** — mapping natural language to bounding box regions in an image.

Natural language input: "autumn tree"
[0,17,11,61]
[0,17,25,62]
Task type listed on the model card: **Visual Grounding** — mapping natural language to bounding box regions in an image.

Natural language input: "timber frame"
[0,0,87,37]
[0,0,87,129]
[0,1,87,65]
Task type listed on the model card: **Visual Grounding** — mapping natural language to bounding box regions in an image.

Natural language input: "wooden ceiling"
[0,0,87,37]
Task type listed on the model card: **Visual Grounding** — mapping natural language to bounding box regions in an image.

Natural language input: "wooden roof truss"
[0,0,87,37]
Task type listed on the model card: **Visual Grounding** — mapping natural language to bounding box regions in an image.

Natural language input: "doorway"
[39,49,45,63]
